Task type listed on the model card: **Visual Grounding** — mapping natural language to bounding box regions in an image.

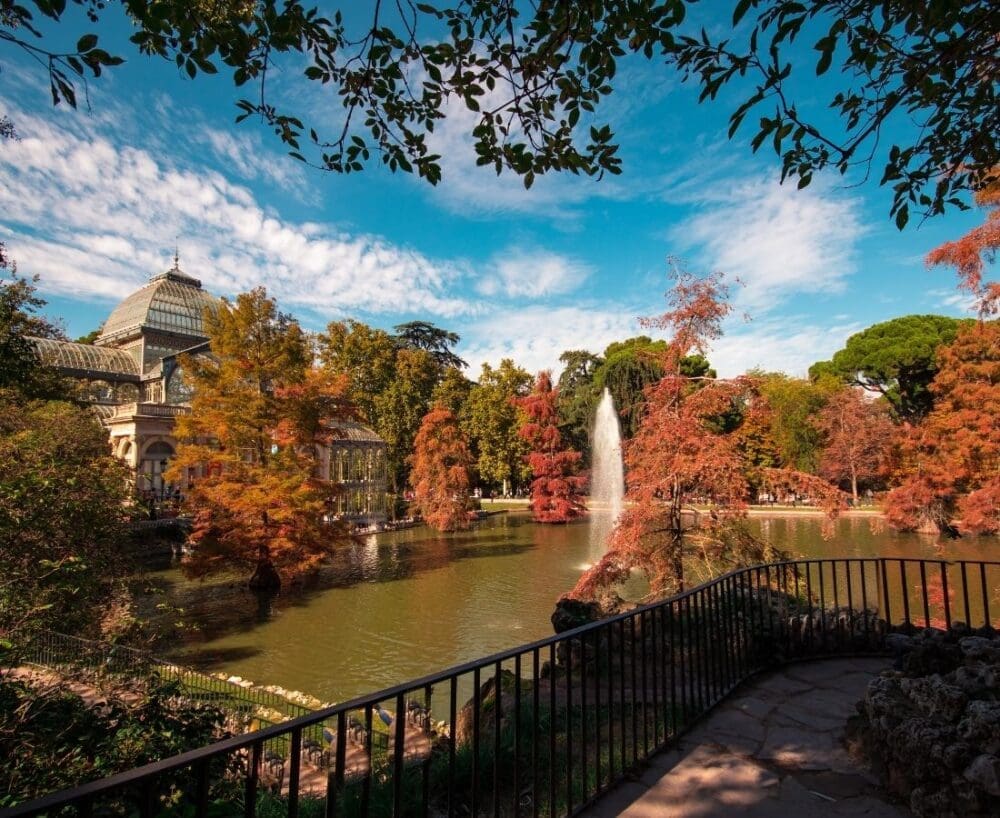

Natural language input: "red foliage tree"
[926,176,1000,317]
[408,405,473,532]
[885,321,1000,534]
[573,261,845,600]
[169,290,354,591]
[516,371,587,523]
[814,387,895,501]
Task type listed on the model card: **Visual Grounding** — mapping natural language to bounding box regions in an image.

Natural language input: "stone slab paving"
[581,658,911,818]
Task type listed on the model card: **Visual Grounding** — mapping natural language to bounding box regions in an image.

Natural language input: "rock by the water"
[551,596,603,634]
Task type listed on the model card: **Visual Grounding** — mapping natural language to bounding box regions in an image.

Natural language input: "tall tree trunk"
[248,520,281,591]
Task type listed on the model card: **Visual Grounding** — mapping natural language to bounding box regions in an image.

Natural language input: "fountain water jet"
[588,388,625,564]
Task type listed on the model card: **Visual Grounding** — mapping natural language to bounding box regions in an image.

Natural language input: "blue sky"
[0,4,992,379]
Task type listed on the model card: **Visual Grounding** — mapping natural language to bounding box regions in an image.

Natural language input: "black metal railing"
[4,557,999,818]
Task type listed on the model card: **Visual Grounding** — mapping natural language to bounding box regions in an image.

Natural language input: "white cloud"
[457,303,860,381]
[459,305,642,376]
[667,174,866,314]
[198,128,311,193]
[0,104,479,320]
[708,315,864,378]
[926,288,979,314]
[479,250,590,298]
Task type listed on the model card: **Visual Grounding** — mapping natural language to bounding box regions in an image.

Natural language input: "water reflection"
[138,512,994,704]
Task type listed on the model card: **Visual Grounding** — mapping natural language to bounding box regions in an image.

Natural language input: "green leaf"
[76,34,98,53]
[816,49,832,76]
[733,0,753,25]
[894,204,909,230]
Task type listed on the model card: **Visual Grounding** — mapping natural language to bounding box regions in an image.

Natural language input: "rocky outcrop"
[851,627,1000,817]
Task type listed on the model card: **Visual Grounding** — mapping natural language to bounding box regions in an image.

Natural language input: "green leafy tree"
[6,2,996,221]
[170,288,352,591]
[463,359,532,495]
[372,348,440,492]
[74,327,102,344]
[592,337,667,438]
[432,365,473,417]
[0,675,227,808]
[0,263,69,400]
[556,349,604,463]
[754,371,833,473]
[810,315,970,421]
[0,395,130,639]
[393,321,467,370]
[318,319,398,426]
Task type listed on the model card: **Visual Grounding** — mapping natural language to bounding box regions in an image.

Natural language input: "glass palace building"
[30,260,388,524]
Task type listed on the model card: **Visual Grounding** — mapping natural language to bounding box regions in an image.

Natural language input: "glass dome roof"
[97,264,218,343]
[31,337,139,378]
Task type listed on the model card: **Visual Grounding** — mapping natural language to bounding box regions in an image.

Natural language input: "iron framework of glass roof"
[97,269,217,342]
[30,337,140,380]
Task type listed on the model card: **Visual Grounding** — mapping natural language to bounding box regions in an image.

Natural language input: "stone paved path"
[580,657,910,818]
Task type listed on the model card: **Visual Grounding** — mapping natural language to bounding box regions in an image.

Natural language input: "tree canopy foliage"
[516,371,586,524]
[885,320,1000,536]
[0,394,130,639]
[810,315,969,421]
[0,674,227,808]
[5,1,996,221]
[0,263,69,400]
[573,263,844,601]
[927,176,1000,317]
[393,321,467,370]
[408,404,472,531]
[462,359,532,495]
[0,264,129,641]
[754,371,833,472]
[318,319,464,493]
[814,386,895,501]
[170,288,353,590]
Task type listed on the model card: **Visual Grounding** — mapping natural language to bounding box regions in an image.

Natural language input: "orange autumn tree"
[886,173,1000,535]
[885,320,1000,535]
[927,174,1000,317]
[573,262,844,600]
[814,387,895,502]
[516,371,587,523]
[408,404,473,532]
[169,288,353,591]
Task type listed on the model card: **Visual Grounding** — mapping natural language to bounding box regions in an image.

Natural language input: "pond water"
[141,512,994,704]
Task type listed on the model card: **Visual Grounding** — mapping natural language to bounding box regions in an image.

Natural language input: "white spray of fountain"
[587,388,625,564]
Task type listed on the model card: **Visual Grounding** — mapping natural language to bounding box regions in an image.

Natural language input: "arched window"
[84,379,114,402]
[139,441,175,496]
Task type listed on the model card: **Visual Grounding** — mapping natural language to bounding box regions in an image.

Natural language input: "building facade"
[31,261,387,523]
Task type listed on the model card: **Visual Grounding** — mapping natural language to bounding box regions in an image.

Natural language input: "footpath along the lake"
[579,657,908,818]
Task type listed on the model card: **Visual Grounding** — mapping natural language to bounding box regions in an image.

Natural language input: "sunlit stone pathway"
[580,657,910,818]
